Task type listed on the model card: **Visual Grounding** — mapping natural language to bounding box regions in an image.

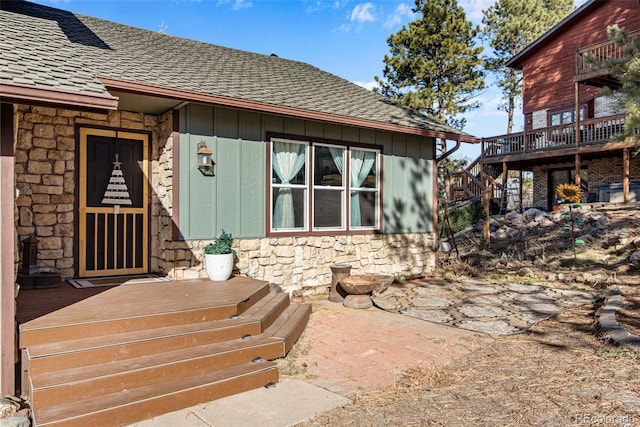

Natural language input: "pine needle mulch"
[297,302,640,427]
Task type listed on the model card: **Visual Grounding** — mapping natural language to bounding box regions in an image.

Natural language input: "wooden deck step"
[20,278,312,427]
[34,361,278,427]
[31,336,285,408]
[265,303,312,354]
[20,278,270,347]
[26,292,291,374]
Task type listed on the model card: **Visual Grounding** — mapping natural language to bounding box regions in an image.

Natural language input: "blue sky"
[34,0,588,160]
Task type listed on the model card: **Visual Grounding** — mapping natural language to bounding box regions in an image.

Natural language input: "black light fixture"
[197,141,215,176]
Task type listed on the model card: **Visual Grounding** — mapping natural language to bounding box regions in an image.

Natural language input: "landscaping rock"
[0,398,19,418]
[577,234,593,242]
[0,417,30,427]
[504,211,520,223]
[517,267,533,276]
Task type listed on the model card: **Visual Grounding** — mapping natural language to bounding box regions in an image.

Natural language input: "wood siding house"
[474,0,640,211]
[0,0,476,406]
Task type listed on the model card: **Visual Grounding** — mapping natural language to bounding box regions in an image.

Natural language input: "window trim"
[266,132,383,237]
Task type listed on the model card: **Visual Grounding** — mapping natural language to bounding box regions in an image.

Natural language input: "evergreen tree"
[481,0,573,133]
[375,0,485,129]
[601,25,640,148]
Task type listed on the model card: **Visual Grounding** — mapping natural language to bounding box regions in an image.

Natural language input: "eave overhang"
[0,82,118,110]
[98,76,480,144]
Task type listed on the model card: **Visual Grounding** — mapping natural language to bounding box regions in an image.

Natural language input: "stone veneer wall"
[14,104,172,279]
[167,233,436,294]
[15,104,436,292]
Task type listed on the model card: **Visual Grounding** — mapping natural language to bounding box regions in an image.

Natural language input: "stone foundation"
[164,233,436,294]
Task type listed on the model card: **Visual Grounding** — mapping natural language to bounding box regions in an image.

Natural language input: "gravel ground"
[295,205,640,427]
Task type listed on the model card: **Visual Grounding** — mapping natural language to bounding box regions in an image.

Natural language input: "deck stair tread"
[265,303,312,353]
[21,278,311,427]
[35,361,278,427]
[19,279,271,346]
[31,335,284,390]
[26,292,290,358]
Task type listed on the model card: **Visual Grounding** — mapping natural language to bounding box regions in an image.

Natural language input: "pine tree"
[481,0,573,133]
[375,0,485,129]
[601,25,640,147]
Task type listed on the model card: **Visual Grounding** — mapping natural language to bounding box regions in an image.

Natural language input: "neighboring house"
[0,1,475,394]
[472,0,640,211]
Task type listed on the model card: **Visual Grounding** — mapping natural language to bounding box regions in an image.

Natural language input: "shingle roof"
[0,0,474,140]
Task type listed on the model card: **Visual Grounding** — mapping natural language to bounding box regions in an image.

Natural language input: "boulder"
[0,417,31,427]
[0,398,19,418]
[504,211,519,221]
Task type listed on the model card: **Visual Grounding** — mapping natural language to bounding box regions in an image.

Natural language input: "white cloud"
[383,3,414,29]
[350,3,376,23]
[458,0,493,24]
[216,0,252,10]
[354,79,378,91]
[333,23,351,33]
[232,0,252,10]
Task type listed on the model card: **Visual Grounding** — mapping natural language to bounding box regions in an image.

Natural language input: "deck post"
[575,154,581,188]
[502,162,508,211]
[574,82,581,147]
[623,148,630,203]
[483,177,490,244]
[0,103,16,395]
[519,170,524,212]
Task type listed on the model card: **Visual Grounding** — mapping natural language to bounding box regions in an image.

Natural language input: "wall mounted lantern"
[197,141,215,176]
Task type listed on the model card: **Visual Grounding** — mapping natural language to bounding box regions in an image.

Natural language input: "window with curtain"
[270,137,380,234]
[271,140,308,230]
[350,148,378,228]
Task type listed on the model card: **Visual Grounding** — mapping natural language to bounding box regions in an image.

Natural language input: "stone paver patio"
[372,278,599,336]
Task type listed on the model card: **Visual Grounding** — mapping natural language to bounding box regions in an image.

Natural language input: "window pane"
[314,146,344,186]
[351,149,377,189]
[313,189,343,228]
[272,141,306,185]
[550,113,560,126]
[353,191,377,228]
[562,111,573,124]
[272,188,306,229]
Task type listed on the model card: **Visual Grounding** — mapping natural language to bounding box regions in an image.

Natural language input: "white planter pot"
[204,253,234,281]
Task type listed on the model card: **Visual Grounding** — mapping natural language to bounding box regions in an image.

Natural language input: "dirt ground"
[295,204,640,427]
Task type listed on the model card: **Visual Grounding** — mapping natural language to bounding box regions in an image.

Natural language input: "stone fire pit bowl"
[339,274,394,309]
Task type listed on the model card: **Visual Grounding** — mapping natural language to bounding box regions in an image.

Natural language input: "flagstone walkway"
[372,277,600,336]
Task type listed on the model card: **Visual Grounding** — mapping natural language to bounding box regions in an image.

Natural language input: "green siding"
[177,104,435,240]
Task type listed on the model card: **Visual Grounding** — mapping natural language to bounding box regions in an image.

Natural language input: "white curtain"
[350,150,376,226]
[272,141,305,229]
[329,147,344,175]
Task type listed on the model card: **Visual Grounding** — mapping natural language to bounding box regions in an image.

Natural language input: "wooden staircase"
[446,156,506,214]
[19,277,312,427]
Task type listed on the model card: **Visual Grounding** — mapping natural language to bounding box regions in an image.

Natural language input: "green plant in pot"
[203,229,236,281]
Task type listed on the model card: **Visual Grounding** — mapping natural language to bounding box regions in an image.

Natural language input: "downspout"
[433,138,462,252]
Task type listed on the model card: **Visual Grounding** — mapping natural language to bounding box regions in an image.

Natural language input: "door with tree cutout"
[79,128,149,277]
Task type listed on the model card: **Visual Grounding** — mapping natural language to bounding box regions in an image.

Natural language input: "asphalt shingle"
[0,0,472,138]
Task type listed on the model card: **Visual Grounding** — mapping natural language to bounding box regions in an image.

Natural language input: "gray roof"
[0,0,473,140]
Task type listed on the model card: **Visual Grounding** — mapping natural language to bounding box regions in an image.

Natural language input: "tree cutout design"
[102,153,132,213]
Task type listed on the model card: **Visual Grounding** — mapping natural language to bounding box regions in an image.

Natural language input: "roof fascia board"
[0,83,118,110]
[99,76,479,143]
[506,0,598,69]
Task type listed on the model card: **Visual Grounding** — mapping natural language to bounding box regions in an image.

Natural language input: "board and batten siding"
[177,104,435,240]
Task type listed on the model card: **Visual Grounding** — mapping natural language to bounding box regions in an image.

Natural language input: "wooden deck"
[16,276,312,427]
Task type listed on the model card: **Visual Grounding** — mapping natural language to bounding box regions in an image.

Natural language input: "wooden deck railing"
[482,113,631,158]
[576,29,640,79]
